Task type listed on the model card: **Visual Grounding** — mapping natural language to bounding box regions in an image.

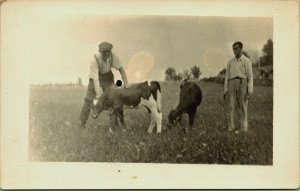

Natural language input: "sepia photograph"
[28,15,273,164]
[1,0,299,189]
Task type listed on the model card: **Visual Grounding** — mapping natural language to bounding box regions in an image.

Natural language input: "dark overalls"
[79,57,115,126]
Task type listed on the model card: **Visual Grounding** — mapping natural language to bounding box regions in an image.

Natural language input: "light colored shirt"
[224,54,253,93]
[89,52,123,80]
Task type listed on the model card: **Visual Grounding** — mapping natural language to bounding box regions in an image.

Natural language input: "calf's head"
[167,109,180,128]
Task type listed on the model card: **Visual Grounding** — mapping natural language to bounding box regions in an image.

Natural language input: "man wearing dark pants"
[224,41,253,132]
[79,42,128,128]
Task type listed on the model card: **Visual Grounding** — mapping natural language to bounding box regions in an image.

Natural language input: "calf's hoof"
[184,128,189,133]
[92,114,98,119]
[126,126,132,130]
[108,128,114,134]
[122,124,131,130]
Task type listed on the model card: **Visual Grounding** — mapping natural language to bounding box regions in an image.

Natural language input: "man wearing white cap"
[79,42,128,127]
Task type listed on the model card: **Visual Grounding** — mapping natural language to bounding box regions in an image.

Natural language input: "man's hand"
[246,92,252,100]
[223,91,228,100]
[93,96,100,105]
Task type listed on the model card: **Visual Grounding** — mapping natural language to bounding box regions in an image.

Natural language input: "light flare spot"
[203,48,227,75]
[126,51,155,83]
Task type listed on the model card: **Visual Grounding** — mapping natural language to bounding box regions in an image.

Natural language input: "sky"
[2,2,273,85]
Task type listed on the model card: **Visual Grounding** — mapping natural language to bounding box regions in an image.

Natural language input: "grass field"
[29,81,273,164]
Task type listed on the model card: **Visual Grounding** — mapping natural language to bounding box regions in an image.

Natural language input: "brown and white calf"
[167,80,202,132]
[91,81,162,134]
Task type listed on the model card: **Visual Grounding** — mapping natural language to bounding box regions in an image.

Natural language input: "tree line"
[164,38,273,85]
[165,65,201,81]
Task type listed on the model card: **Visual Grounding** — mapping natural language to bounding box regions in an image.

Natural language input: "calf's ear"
[167,110,172,118]
[166,121,172,129]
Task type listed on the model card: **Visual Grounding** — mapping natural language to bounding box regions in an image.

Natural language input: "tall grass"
[29,82,272,164]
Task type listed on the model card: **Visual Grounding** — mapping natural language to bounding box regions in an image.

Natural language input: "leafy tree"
[165,67,177,81]
[183,69,192,80]
[190,65,201,79]
[259,39,273,66]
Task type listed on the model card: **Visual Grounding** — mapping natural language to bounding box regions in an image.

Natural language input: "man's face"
[100,50,111,60]
[232,44,242,58]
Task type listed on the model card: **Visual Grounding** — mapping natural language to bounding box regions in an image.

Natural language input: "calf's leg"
[152,109,162,133]
[117,109,128,131]
[141,95,162,134]
[108,109,119,133]
[147,114,156,134]
[181,113,189,133]
[188,108,197,128]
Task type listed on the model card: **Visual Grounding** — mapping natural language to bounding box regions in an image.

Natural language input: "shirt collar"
[234,54,246,61]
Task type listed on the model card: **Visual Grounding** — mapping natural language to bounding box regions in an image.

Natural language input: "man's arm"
[93,80,101,99]
[119,67,128,86]
[111,53,129,87]
[90,59,102,98]
[245,59,253,100]
[224,62,230,93]
[223,61,230,100]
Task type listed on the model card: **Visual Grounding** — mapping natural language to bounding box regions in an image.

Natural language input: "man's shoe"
[241,122,248,132]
